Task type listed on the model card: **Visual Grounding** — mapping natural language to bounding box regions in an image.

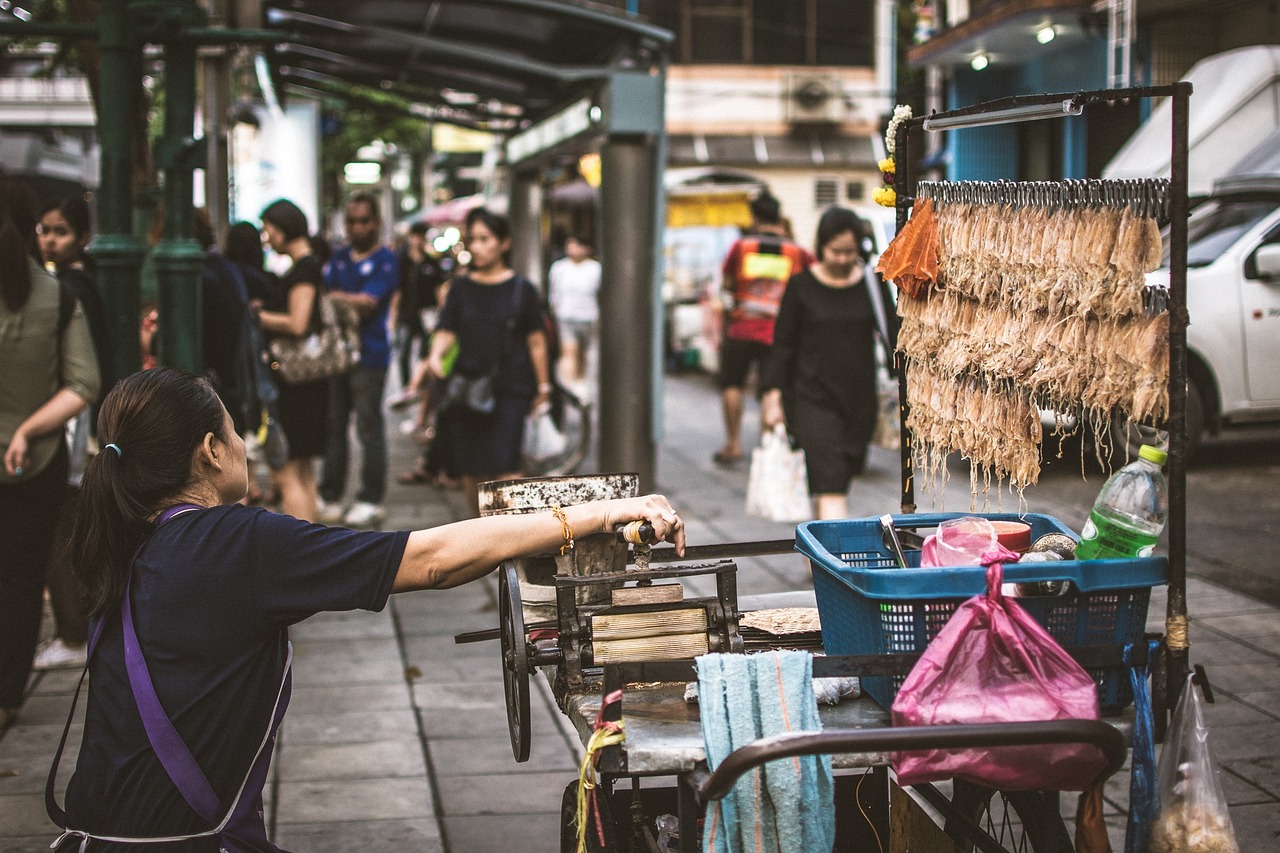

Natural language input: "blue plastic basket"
[797,513,1167,713]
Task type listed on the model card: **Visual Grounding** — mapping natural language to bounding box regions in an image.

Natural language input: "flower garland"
[873,104,913,207]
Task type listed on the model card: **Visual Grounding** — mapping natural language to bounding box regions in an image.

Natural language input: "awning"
[668,134,877,170]
[262,1,673,133]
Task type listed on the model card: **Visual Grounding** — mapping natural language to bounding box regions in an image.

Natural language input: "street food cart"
[464,84,1193,851]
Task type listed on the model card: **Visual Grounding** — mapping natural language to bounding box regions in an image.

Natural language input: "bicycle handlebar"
[689,719,1127,804]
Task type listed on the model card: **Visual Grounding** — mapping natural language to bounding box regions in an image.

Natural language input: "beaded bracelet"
[551,504,574,555]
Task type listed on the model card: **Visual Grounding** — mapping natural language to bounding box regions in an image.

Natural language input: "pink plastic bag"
[891,557,1106,792]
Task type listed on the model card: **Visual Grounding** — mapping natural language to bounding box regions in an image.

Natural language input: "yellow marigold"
[872,186,897,208]
[878,157,896,174]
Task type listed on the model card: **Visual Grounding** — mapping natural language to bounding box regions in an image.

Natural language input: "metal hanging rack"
[892,83,1193,713]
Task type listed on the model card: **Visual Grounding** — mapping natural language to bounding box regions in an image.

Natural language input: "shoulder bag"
[268,289,361,384]
[441,278,524,415]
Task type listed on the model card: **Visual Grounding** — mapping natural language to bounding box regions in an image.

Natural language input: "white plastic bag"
[745,426,811,522]
[522,404,567,462]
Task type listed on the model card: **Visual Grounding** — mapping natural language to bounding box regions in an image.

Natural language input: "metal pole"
[896,121,916,513]
[91,0,148,377]
[153,32,207,372]
[598,137,657,489]
[1164,81,1192,710]
[508,170,544,288]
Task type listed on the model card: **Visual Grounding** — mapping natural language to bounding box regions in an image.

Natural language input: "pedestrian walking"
[390,221,452,390]
[33,196,116,672]
[317,193,399,528]
[713,191,815,467]
[760,206,896,520]
[425,207,553,516]
[45,366,684,850]
[254,199,327,523]
[0,176,100,730]
[547,234,600,392]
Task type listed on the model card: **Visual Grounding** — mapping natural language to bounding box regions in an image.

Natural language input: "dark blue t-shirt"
[436,274,543,397]
[324,245,399,370]
[63,505,408,849]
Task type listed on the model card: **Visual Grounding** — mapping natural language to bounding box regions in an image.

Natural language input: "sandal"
[712,450,743,467]
[397,467,431,485]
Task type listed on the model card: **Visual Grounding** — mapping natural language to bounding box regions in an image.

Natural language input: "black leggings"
[0,442,69,708]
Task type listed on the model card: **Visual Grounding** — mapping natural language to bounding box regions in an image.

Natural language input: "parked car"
[1112,179,1280,458]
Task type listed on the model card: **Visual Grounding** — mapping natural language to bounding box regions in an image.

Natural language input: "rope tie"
[1166,614,1189,651]
[576,689,625,853]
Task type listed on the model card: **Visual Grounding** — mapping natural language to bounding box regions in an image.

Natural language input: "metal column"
[598,137,658,489]
[153,25,207,373]
[508,170,544,287]
[92,0,148,376]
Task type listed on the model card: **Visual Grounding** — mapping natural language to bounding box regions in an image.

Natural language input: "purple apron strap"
[121,580,225,824]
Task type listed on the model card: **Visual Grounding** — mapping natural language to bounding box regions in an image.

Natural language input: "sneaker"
[317,499,347,524]
[343,501,386,528]
[33,638,87,671]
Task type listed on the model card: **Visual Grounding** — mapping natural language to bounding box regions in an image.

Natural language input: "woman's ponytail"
[64,368,228,616]
[0,176,37,311]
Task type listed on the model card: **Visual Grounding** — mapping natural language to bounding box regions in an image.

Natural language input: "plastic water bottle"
[1076,445,1169,560]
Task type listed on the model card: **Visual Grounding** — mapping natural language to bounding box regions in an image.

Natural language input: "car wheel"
[1108,376,1205,462]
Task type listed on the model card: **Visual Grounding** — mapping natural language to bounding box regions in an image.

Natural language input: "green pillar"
[153,31,206,372]
[91,0,148,377]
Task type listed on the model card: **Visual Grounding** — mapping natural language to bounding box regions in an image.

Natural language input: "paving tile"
[1221,752,1280,800]
[0,794,57,837]
[280,709,419,745]
[287,682,413,715]
[289,640,408,687]
[1224,800,1280,850]
[275,777,434,823]
[1197,610,1280,642]
[1,837,57,853]
[0,724,82,761]
[277,739,426,781]
[427,733,577,777]
[442,812,562,853]
[272,818,443,853]
[436,770,572,815]
[0,748,76,796]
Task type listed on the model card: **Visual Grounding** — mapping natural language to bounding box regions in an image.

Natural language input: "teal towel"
[698,651,835,853]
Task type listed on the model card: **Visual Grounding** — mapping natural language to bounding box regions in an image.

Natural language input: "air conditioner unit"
[784,73,846,125]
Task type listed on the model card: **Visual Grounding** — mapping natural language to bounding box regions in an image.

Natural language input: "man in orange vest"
[713,192,815,466]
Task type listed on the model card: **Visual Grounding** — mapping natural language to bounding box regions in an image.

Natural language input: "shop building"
[908,0,1280,181]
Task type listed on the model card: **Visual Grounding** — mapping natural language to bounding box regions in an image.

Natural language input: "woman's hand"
[760,388,786,431]
[597,494,686,556]
[531,383,552,413]
[4,429,29,477]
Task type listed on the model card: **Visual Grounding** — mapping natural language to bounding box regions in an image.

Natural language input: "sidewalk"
[1,372,1277,852]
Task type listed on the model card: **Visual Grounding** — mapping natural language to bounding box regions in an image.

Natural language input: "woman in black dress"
[761,207,895,520]
[254,199,327,522]
[424,208,552,516]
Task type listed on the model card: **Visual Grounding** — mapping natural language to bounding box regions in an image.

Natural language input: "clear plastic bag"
[921,516,999,567]
[745,426,811,523]
[1149,676,1240,853]
[891,561,1106,791]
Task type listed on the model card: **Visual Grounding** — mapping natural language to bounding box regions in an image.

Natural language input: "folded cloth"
[697,651,835,853]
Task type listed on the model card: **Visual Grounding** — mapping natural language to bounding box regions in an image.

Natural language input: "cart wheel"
[947,780,1072,853]
[498,560,531,762]
[560,778,619,852]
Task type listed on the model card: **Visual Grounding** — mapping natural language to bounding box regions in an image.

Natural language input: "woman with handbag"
[47,366,684,850]
[0,176,100,731]
[424,208,553,515]
[760,206,897,520]
[254,199,327,522]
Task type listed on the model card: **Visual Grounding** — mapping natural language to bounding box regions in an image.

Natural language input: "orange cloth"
[875,198,938,299]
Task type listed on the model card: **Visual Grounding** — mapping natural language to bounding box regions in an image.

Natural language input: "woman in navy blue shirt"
[425,207,552,516]
[51,367,683,851]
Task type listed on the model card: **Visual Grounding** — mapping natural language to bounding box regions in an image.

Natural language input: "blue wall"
[946,39,1108,181]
